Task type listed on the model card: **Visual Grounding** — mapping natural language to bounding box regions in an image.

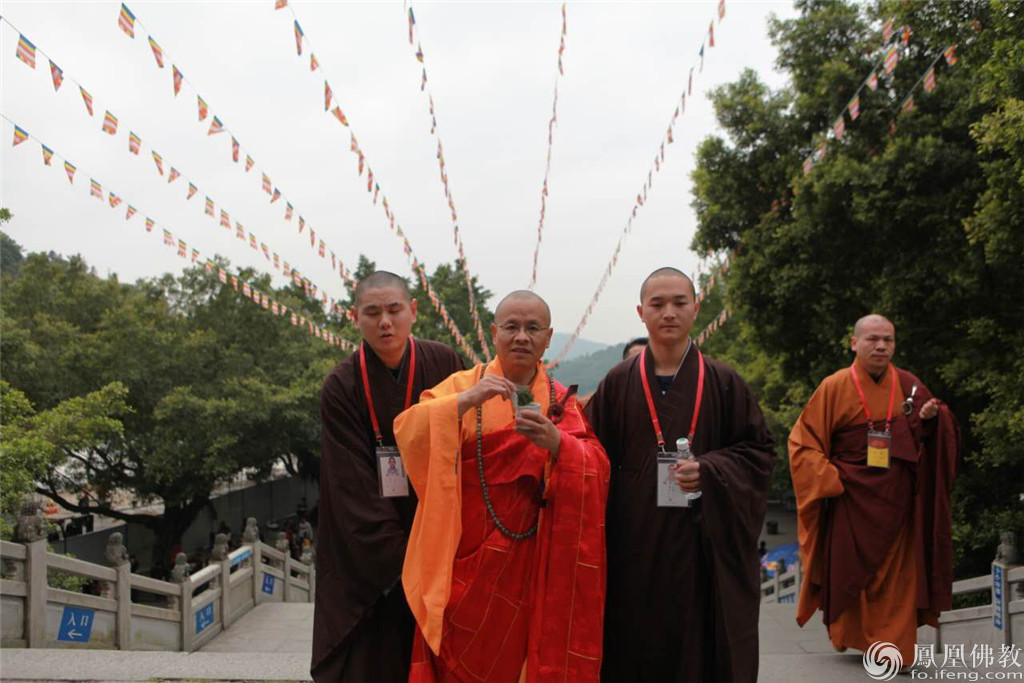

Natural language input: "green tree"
[690,0,1023,575]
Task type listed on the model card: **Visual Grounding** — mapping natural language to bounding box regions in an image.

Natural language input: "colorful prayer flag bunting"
[91,179,103,198]
[718,0,725,21]
[416,44,424,63]
[944,44,958,66]
[197,96,209,121]
[187,182,197,199]
[235,222,245,240]
[923,66,936,92]
[173,66,183,95]
[232,137,239,162]
[16,35,36,69]
[208,116,224,135]
[848,94,860,121]
[884,45,899,75]
[832,115,845,140]
[126,205,136,220]
[408,7,415,44]
[294,21,304,56]
[163,229,174,245]
[177,239,186,258]
[285,203,293,220]
[146,218,155,232]
[108,192,121,208]
[41,144,53,165]
[80,87,95,116]
[245,155,254,171]
[708,22,715,48]
[271,187,281,204]
[802,156,813,176]
[12,126,29,146]
[102,111,119,135]
[129,132,141,154]
[262,174,272,193]
[901,94,915,114]
[220,209,230,228]
[49,60,63,90]
[882,17,894,44]
[205,197,215,216]
[331,107,348,126]
[324,81,332,111]
[867,71,879,91]
[901,26,911,47]
[118,4,136,38]
[249,233,257,249]
[275,0,288,8]
[148,37,164,67]
[310,53,319,71]
[64,161,76,183]
[152,150,164,175]
[168,167,180,183]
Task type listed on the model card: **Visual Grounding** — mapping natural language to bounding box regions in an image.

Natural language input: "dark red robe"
[585,348,775,683]
[312,339,463,682]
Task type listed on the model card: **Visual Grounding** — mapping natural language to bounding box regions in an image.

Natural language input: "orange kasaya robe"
[394,359,610,682]
[789,359,959,665]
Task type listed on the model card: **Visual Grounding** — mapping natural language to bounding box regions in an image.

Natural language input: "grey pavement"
[0,601,933,682]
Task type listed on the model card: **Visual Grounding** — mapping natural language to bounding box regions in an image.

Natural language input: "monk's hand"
[919,398,940,421]
[515,409,562,459]
[457,375,517,418]
[673,458,701,493]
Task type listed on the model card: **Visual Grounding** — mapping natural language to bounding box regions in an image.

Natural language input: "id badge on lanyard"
[849,362,897,470]
[377,446,410,498]
[361,339,416,499]
[866,431,891,469]
[657,452,690,508]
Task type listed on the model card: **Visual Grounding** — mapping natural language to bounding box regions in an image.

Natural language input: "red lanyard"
[359,337,416,446]
[849,362,897,433]
[639,345,705,452]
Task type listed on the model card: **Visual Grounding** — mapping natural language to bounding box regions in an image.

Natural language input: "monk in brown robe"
[394,290,610,682]
[311,271,463,682]
[789,314,960,665]
[586,267,776,683]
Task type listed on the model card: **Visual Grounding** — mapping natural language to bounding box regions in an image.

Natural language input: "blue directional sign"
[195,603,214,634]
[993,564,1004,630]
[261,572,276,595]
[57,606,94,643]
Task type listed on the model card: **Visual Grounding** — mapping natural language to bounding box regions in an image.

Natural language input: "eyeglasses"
[497,322,548,337]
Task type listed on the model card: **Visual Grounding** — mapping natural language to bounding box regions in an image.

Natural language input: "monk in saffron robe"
[789,314,960,665]
[586,268,776,683]
[395,290,610,682]
[312,272,463,682]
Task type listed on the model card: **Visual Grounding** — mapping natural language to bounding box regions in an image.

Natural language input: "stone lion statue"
[104,532,130,567]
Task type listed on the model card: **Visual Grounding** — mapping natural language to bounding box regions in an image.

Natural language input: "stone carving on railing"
[15,500,46,543]
[167,552,189,611]
[211,533,230,562]
[242,517,260,545]
[300,539,314,566]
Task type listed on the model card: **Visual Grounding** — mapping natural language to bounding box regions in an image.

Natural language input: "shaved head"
[853,314,894,337]
[640,267,696,302]
[494,290,551,326]
[354,271,411,306]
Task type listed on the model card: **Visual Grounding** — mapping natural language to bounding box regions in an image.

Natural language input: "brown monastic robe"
[585,346,776,683]
[789,360,960,664]
[311,339,463,682]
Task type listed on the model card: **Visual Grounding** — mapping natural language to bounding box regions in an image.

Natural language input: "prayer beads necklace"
[475,367,555,540]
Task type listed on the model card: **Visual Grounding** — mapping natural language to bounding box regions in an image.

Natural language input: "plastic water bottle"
[676,437,701,503]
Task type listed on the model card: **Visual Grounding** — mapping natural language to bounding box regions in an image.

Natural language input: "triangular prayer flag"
[867,71,878,91]
[41,144,53,165]
[163,229,174,245]
[832,115,845,140]
[91,179,103,198]
[173,66,183,95]
[118,4,136,38]
[944,44,958,66]
[718,0,725,20]
[324,81,332,111]
[236,222,245,240]
[148,37,164,67]
[699,44,705,71]
[12,126,29,147]
[64,160,76,183]
[168,167,180,183]
[285,203,293,220]
[688,68,693,95]
[299,216,305,233]
[708,22,715,48]
[261,243,270,260]
[220,209,230,228]
[208,116,224,135]
[294,21,304,56]
[271,188,281,203]
[276,0,288,8]
[146,218,155,232]
[232,137,239,162]
[80,87,94,116]
[177,240,186,258]
[16,35,36,69]
[249,233,257,249]
[884,45,898,75]
[262,174,272,193]
[848,94,860,121]
[49,60,63,91]
[219,268,227,283]
[128,132,141,154]
[901,95,915,114]
[421,68,427,91]
[126,205,137,220]
[802,156,813,176]
[331,107,348,126]
[205,197,215,216]
[901,26,911,47]
[882,18,894,44]
[923,66,936,92]
[197,96,209,121]
[245,155,254,171]
[408,7,416,44]
[108,192,121,208]
[102,111,118,135]
[187,182,197,199]
[310,53,319,71]
[416,44,424,63]
[152,150,164,175]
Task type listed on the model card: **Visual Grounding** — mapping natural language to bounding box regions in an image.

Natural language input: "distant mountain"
[548,343,627,396]
[546,332,609,362]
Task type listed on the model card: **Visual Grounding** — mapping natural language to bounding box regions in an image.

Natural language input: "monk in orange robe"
[789,314,960,665]
[394,290,610,682]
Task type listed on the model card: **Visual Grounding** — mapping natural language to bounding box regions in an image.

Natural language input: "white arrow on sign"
[67,630,81,638]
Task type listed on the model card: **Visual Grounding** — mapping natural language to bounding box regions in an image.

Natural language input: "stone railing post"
[210,533,230,627]
[275,533,291,602]
[102,531,132,650]
[253,542,264,605]
[301,543,315,603]
[16,501,49,648]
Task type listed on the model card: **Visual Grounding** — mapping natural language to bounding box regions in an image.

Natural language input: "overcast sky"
[1,0,796,346]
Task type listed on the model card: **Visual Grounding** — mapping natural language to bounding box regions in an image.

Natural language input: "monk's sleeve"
[320,372,407,593]
[394,372,468,655]
[698,370,776,548]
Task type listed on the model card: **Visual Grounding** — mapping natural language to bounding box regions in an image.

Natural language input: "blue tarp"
[760,542,799,578]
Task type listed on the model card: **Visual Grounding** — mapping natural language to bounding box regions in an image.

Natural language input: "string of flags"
[108,4,359,294]
[403,3,493,360]
[528,3,568,291]
[277,0,484,364]
[547,0,728,369]
[801,15,960,176]
[3,14,350,321]
[4,116,355,350]
[695,308,731,347]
